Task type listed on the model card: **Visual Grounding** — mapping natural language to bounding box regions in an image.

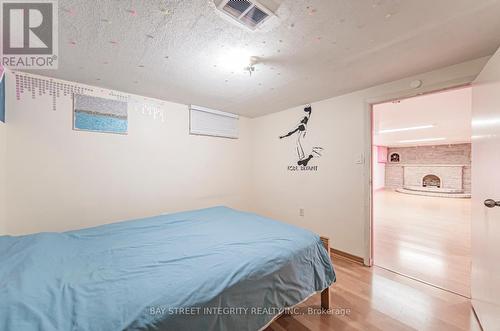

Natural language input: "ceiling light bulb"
[378,125,434,134]
[398,138,446,143]
[217,48,255,73]
[472,117,500,127]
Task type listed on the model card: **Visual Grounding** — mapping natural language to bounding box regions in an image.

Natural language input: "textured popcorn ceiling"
[28,0,500,117]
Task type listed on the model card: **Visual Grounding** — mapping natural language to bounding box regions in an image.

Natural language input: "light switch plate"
[355,153,365,164]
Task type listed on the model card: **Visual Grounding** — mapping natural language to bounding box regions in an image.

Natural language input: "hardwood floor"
[267,255,480,331]
[373,189,471,297]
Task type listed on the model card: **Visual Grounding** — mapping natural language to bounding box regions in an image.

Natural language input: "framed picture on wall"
[73,94,128,134]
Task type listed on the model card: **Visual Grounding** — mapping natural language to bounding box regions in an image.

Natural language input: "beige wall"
[3,71,252,234]
[250,57,488,261]
[0,122,5,234]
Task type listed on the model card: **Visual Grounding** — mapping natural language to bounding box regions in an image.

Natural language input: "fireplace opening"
[423,175,441,188]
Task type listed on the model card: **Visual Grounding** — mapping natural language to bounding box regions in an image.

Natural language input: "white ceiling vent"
[216,0,274,30]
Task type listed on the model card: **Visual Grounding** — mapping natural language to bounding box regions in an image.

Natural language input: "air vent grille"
[218,0,272,30]
[223,0,252,17]
[241,6,268,27]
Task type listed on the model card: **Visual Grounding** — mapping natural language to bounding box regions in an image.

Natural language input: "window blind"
[189,105,239,139]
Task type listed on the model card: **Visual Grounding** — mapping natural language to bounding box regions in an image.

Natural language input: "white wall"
[372,146,387,191]
[471,45,500,331]
[0,122,6,234]
[250,57,489,261]
[3,71,252,235]
[1,56,490,260]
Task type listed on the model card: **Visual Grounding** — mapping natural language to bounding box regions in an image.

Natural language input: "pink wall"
[373,146,387,191]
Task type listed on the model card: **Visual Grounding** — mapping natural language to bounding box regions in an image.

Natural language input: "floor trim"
[331,248,364,265]
[375,264,471,299]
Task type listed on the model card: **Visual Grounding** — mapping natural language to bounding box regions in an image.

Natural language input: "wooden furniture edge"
[319,236,331,310]
[318,237,365,310]
[273,235,333,325]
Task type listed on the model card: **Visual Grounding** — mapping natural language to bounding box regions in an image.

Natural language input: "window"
[189,105,239,139]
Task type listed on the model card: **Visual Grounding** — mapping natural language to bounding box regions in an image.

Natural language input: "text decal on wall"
[279,105,323,172]
[13,72,166,122]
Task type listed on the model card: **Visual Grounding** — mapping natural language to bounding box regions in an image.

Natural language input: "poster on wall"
[0,64,5,123]
[73,94,128,134]
[279,105,323,171]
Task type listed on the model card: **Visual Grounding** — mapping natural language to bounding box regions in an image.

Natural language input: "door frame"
[364,83,472,266]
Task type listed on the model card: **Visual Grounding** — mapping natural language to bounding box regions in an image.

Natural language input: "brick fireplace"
[423,174,441,188]
[403,165,464,191]
[384,144,471,197]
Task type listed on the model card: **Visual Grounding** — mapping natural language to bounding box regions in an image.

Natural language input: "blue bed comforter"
[0,207,335,331]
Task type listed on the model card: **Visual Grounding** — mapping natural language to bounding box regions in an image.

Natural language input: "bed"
[0,206,335,331]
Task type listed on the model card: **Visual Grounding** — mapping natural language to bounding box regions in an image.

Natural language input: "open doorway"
[372,86,472,297]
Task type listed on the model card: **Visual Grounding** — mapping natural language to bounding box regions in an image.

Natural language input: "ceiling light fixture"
[378,124,434,134]
[398,138,446,143]
[472,134,497,140]
[244,56,259,76]
[472,117,500,127]
[218,48,251,71]
[218,48,259,75]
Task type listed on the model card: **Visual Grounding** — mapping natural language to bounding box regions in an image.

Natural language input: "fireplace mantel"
[402,164,464,191]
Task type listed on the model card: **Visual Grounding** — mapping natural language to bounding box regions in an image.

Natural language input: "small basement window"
[189,105,239,139]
